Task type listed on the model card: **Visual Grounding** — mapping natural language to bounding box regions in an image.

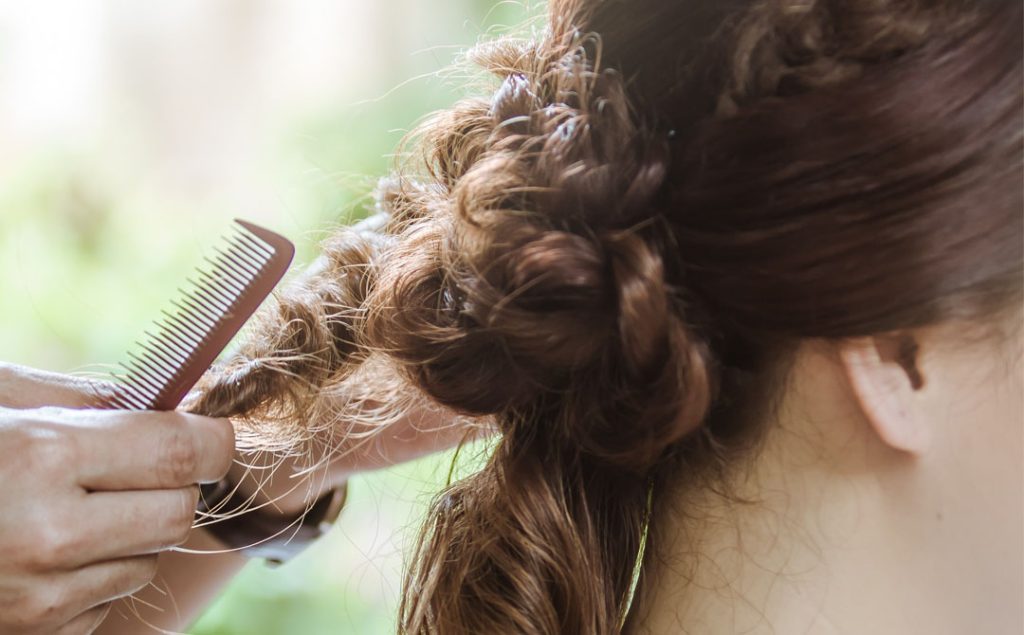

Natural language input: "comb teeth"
[106,220,295,411]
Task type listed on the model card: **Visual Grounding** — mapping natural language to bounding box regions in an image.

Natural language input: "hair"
[189,0,1023,632]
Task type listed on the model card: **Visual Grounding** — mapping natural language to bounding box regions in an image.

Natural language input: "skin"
[3,318,1017,633]
[640,321,1023,634]
[0,363,472,634]
[0,363,234,635]
[95,381,474,632]
[0,248,477,633]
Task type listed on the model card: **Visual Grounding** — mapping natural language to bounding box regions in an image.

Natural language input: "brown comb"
[105,219,294,411]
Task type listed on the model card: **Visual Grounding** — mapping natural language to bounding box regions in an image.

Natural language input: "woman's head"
[192,0,1022,632]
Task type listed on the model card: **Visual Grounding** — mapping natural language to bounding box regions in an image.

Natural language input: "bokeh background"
[0,1,538,633]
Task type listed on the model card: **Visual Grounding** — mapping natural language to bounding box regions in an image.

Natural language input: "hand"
[0,363,234,635]
[225,393,488,517]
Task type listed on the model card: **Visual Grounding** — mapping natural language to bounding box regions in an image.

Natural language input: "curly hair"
[190,0,1023,632]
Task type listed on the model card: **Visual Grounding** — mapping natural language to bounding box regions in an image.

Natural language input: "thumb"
[0,362,112,409]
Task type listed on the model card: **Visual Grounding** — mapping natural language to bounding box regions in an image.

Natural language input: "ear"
[838,334,931,455]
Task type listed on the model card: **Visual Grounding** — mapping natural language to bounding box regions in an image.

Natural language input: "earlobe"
[838,336,931,455]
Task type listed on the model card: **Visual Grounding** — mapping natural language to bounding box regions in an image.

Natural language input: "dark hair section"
[190,0,1022,632]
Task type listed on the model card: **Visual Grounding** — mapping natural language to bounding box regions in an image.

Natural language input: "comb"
[105,219,294,411]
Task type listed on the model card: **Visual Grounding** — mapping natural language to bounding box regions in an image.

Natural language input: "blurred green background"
[0,2,538,633]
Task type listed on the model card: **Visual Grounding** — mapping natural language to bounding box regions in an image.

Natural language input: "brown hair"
[191,0,1023,632]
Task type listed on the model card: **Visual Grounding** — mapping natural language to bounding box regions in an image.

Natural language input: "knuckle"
[33,524,77,570]
[20,584,66,629]
[157,429,199,485]
[22,420,75,471]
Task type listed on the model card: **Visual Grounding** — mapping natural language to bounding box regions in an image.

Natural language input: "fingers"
[53,605,110,635]
[62,488,199,567]
[17,556,154,633]
[71,410,235,490]
[0,363,109,410]
[71,556,159,611]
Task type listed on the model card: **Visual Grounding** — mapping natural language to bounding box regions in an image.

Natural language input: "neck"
[640,455,921,633]
[635,344,1011,634]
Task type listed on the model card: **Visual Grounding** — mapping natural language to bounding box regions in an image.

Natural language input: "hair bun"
[477,230,615,370]
[367,33,717,467]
